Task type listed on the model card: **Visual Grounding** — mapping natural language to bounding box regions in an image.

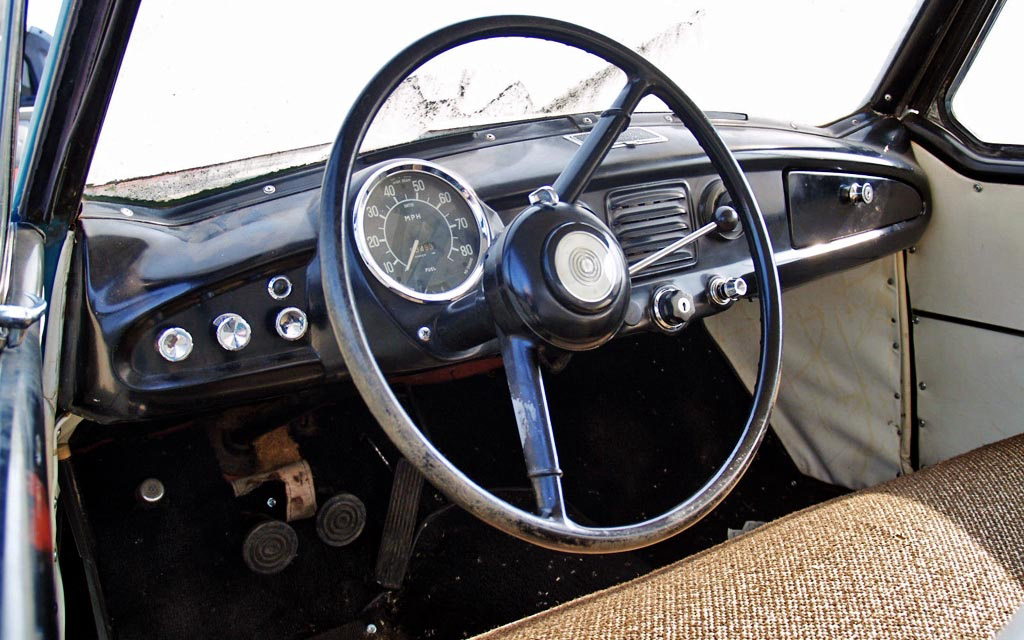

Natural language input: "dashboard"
[61,112,930,424]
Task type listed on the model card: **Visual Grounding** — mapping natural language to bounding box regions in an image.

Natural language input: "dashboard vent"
[606,182,696,278]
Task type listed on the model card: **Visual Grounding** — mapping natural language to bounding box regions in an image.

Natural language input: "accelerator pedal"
[374,458,424,589]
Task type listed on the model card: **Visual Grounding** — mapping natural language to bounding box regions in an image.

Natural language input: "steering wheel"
[320,16,782,553]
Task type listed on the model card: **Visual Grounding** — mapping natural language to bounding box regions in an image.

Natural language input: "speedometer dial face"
[354,160,491,303]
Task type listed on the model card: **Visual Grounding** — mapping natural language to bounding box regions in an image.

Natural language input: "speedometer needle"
[405,239,420,272]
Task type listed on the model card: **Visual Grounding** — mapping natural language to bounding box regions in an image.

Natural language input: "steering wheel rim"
[320,15,783,553]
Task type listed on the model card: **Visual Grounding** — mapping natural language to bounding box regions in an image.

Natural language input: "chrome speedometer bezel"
[353,158,492,304]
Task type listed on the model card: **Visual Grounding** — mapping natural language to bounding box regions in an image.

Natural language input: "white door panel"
[915,316,1024,466]
[909,144,1024,332]
[908,142,1024,464]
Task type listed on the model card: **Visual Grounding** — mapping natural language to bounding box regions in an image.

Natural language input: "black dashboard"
[61,112,930,424]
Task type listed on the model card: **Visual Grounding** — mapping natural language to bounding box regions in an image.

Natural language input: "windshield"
[86,0,921,189]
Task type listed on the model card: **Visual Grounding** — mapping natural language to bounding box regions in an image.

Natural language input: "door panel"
[914,316,1024,466]
[908,146,1024,332]
[908,143,1024,464]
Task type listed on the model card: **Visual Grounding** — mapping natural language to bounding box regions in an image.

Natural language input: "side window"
[20,58,37,108]
[948,0,1024,145]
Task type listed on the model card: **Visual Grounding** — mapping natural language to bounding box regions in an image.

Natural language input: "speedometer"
[354,160,491,303]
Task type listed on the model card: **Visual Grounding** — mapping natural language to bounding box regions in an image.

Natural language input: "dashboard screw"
[417,327,431,342]
[973,183,983,192]
[138,478,165,504]
[919,381,927,390]
[263,184,276,194]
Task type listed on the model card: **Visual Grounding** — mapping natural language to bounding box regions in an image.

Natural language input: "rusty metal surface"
[230,461,317,522]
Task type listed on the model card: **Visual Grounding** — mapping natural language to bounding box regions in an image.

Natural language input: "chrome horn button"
[549,229,623,309]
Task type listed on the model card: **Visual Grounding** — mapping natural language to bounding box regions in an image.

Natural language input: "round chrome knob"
[708,276,748,306]
[861,182,874,204]
[213,313,251,351]
[156,327,193,362]
[275,307,308,341]
[267,275,292,300]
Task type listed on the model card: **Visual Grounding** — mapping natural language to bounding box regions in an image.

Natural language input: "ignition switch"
[651,285,694,332]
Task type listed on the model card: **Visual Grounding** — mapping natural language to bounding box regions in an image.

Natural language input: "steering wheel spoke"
[552,76,650,203]
[498,329,568,521]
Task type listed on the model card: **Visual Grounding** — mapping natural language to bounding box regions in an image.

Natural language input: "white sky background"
[950,0,1024,145]
[33,1,923,185]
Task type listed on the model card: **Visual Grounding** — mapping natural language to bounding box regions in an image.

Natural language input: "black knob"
[713,205,741,234]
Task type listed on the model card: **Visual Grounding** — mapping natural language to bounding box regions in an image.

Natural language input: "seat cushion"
[476,436,1024,639]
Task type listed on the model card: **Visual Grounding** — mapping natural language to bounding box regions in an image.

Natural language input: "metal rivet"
[919,419,927,429]
[263,185,276,194]
[894,392,901,399]
[890,317,897,324]
[884,93,892,102]
[267,497,277,509]
[912,316,920,325]
[973,183,983,192]
[417,327,431,342]
[138,478,165,504]
[893,342,900,350]
[484,133,496,141]
[908,246,917,253]
[887,278,895,285]
[852,119,859,125]
[366,624,378,635]
[119,207,134,217]
[919,381,927,390]
[664,115,674,122]
[582,116,594,125]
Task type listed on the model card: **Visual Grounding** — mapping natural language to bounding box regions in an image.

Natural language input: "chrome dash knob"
[708,276,748,306]
[840,182,874,204]
[156,327,193,362]
[275,307,308,341]
[213,313,251,351]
